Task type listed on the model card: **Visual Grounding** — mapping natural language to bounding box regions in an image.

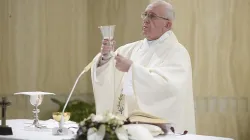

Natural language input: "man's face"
[142,4,169,40]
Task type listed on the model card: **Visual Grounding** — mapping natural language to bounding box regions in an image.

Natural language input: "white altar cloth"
[0,119,234,140]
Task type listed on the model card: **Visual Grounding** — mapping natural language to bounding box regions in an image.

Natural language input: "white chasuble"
[90,31,196,134]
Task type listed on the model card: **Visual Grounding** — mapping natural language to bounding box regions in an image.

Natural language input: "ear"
[165,21,172,29]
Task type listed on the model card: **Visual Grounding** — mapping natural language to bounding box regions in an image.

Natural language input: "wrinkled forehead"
[144,3,165,16]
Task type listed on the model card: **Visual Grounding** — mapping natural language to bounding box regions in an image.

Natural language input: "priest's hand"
[98,39,116,67]
[115,54,133,72]
[101,39,115,57]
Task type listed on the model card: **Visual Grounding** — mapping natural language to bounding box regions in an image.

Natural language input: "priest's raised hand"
[100,39,115,56]
[98,39,116,66]
[115,54,133,72]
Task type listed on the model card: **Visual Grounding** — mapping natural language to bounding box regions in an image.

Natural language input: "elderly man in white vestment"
[91,0,196,134]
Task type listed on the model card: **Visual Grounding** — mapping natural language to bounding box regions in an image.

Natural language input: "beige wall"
[169,0,250,140]
[1,0,250,140]
[0,0,91,120]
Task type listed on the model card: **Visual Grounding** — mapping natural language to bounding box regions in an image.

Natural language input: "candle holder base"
[0,126,13,135]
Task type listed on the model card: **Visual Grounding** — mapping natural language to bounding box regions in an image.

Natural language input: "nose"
[143,16,150,24]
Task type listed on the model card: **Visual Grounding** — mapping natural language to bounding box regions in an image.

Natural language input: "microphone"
[52,61,93,135]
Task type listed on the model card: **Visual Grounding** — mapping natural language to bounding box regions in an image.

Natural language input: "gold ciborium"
[52,112,71,122]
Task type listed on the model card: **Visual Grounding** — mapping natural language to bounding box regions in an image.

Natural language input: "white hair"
[165,4,175,21]
[151,0,175,21]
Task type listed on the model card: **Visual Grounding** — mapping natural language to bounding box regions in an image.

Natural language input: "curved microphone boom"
[52,61,93,135]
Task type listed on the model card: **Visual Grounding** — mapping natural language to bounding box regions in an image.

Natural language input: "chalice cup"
[30,94,44,128]
[99,25,116,57]
[14,91,55,129]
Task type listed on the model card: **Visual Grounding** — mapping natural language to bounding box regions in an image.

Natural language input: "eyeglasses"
[141,12,168,20]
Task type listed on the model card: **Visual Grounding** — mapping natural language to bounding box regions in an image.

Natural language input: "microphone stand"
[52,61,93,135]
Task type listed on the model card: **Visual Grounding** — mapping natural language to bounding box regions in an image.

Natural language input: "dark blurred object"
[0,97,13,135]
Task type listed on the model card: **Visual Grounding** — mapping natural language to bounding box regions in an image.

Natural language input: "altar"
[0,119,234,140]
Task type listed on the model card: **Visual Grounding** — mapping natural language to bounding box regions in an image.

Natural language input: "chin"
[143,35,152,40]
[142,33,150,39]
[142,31,146,35]
[146,38,153,41]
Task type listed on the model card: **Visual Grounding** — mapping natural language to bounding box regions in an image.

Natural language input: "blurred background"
[0,0,249,140]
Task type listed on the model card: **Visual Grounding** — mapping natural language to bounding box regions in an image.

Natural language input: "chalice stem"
[32,105,40,127]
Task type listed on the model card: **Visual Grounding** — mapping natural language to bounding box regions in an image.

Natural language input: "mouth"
[143,25,148,30]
